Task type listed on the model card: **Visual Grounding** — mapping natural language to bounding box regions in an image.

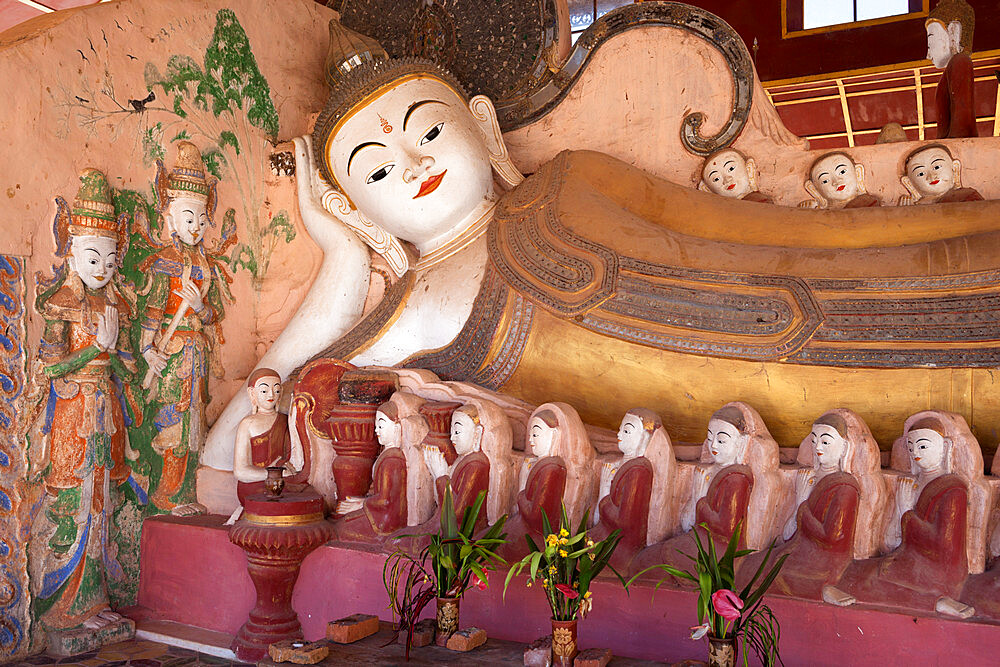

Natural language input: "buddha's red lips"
[414,170,446,199]
[930,179,940,185]
[836,185,846,191]
[726,183,736,190]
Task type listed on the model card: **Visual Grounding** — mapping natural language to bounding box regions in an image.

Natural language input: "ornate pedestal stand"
[229,491,333,661]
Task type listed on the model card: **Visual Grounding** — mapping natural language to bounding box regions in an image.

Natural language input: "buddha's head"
[700,148,756,199]
[903,144,961,199]
[528,409,558,458]
[810,413,849,473]
[313,21,510,256]
[247,368,281,415]
[375,402,403,448]
[807,152,866,208]
[706,405,750,466]
[63,168,125,290]
[926,0,974,69]
[156,141,215,247]
[906,417,951,475]
[617,408,662,459]
[451,404,483,456]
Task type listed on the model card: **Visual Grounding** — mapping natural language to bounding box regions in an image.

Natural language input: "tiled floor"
[10,640,254,667]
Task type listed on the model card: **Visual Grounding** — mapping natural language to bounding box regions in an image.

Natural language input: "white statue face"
[811,424,846,471]
[68,234,117,289]
[906,427,947,473]
[247,375,281,414]
[907,146,956,198]
[706,418,743,466]
[165,195,209,246]
[617,413,648,458]
[450,411,480,456]
[810,154,859,204]
[702,150,752,198]
[926,21,957,69]
[528,418,556,458]
[375,411,401,448]
[326,77,495,250]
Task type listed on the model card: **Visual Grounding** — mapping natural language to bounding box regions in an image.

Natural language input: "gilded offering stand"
[228,490,332,661]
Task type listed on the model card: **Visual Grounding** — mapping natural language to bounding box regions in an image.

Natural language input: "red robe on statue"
[495,456,567,562]
[589,457,653,572]
[236,415,310,506]
[935,52,978,139]
[333,447,408,543]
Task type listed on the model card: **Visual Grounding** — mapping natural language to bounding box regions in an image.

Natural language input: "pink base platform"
[136,515,1000,665]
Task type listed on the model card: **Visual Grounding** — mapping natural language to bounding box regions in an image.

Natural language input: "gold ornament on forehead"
[154,141,217,221]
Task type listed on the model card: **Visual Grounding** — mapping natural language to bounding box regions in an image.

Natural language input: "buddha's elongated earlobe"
[804,180,827,208]
[855,164,868,193]
[697,180,711,193]
[953,158,963,188]
[901,175,921,200]
[469,95,524,189]
[746,158,758,191]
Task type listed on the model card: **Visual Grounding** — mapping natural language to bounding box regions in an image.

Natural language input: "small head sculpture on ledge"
[802,152,880,209]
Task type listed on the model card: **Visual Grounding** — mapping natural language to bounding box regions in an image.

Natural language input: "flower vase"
[708,635,737,667]
[435,596,460,643]
[550,618,578,667]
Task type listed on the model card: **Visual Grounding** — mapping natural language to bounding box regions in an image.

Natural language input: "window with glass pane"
[799,0,922,30]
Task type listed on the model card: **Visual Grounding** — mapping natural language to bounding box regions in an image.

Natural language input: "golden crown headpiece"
[927,0,975,53]
[69,167,120,239]
[312,19,466,189]
[154,141,217,219]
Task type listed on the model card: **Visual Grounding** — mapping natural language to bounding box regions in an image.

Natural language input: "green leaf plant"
[627,521,789,666]
[383,488,507,659]
[503,504,627,622]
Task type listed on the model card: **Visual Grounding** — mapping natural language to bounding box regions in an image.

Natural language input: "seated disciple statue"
[899,144,983,205]
[590,408,676,572]
[926,0,978,138]
[699,148,773,203]
[496,402,596,562]
[741,410,884,602]
[232,368,308,508]
[332,399,425,543]
[829,413,986,618]
[631,402,779,577]
[960,434,1000,620]
[800,152,881,209]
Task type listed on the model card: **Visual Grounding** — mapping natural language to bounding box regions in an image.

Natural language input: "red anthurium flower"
[710,589,744,622]
[554,583,579,599]
[472,572,488,591]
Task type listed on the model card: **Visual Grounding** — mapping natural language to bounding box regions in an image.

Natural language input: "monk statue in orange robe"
[589,408,675,573]
[828,413,985,618]
[631,402,779,578]
[926,0,978,138]
[496,403,595,562]
[232,368,309,511]
[899,144,983,205]
[800,152,880,209]
[699,149,773,204]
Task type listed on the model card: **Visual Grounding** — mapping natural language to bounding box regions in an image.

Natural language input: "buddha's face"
[450,411,480,456]
[528,418,556,457]
[906,147,956,198]
[926,21,957,69]
[68,234,117,289]
[906,427,947,473]
[707,418,743,466]
[248,375,281,414]
[375,411,400,448]
[811,424,846,471]
[617,413,649,458]
[165,195,209,246]
[810,154,859,204]
[702,150,751,198]
[327,76,494,249]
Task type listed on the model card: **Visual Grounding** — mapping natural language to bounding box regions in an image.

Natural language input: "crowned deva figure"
[25,169,137,642]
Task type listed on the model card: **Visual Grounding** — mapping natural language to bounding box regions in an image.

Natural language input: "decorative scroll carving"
[494,2,754,153]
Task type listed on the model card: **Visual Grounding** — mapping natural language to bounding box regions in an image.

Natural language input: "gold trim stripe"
[243,512,325,526]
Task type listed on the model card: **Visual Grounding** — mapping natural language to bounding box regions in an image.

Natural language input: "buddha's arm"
[232,420,266,483]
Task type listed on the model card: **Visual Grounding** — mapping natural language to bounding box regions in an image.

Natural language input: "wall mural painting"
[0,255,28,660]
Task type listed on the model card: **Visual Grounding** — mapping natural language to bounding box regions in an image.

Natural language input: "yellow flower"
[548,566,557,575]
[527,580,533,588]
[559,537,568,546]
[586,538,595,548]
[588,553,595,561]
[559,549,568,557]
[541,579,549,588]
[559,528,569,538]
[546,534,558,547]
[584,591,592,599]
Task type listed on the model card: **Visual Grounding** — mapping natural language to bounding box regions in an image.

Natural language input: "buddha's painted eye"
[367,164,394,184]
[727,165,735,172]
[420,122,444,145]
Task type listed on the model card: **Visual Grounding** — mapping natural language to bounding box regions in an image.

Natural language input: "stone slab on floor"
[257,622,660,666]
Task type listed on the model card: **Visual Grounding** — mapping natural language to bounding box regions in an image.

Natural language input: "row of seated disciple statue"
[698,144,983,208]
[241,367,1000,621]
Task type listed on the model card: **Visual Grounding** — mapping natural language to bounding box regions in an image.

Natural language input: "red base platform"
[137,515,1000,665]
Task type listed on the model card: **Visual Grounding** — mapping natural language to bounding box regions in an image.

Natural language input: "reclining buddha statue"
[203,7,1000,479]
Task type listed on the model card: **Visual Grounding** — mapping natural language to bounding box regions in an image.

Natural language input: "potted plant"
[629,522,788,667]
[383,488,506,657]
[504,506,626,667]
